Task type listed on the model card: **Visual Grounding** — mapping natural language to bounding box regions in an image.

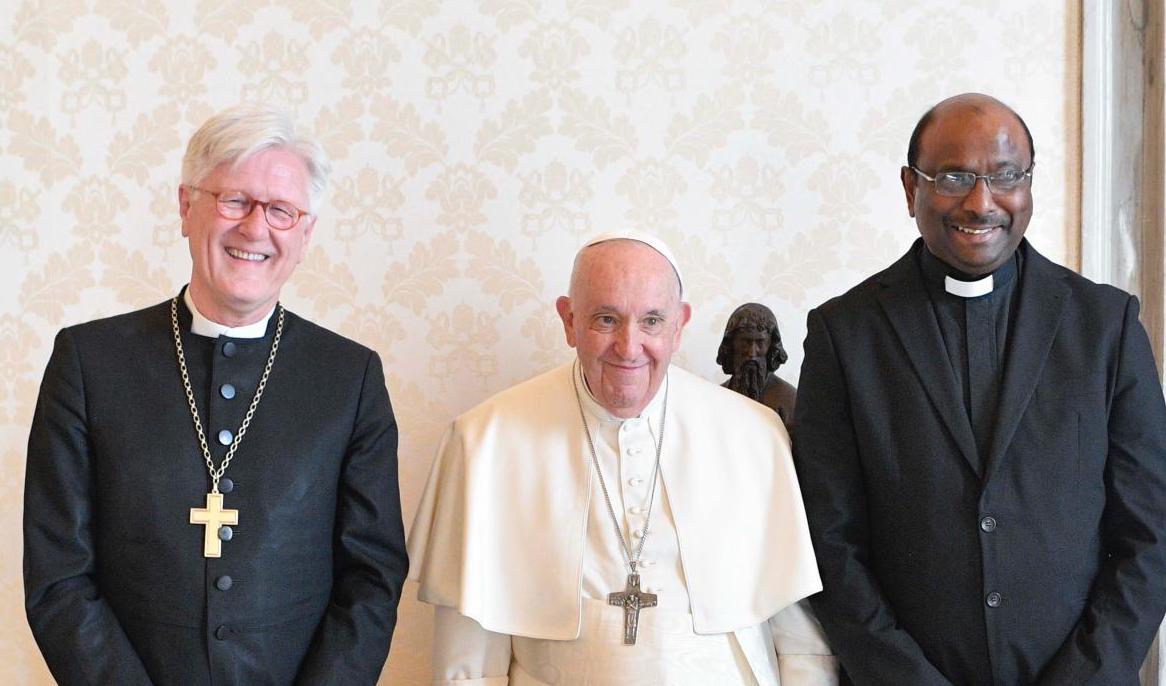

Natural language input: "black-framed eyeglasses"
[185,185,311,230]
[910,164,1035,197]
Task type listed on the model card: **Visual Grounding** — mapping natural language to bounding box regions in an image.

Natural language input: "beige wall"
[0,1,1078,683]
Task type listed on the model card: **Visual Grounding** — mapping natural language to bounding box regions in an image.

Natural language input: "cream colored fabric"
[573,363,688,613]
[426,366,799,684]
[434,602,760,686]
[408,360,822,638]
[432,601,837,685]
[511,599,758,685]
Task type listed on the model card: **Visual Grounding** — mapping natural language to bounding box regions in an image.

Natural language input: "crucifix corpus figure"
[609,572,657,645]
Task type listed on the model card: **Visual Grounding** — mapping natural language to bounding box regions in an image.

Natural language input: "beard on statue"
[728,358,766,402]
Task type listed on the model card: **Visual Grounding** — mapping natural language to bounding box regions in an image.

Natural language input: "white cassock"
[408,362,837,685]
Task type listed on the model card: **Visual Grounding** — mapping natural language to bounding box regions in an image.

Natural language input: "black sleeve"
[794,308,952,685]
[24,328,154,685]
[1037,296,1166,684]
[294,351,408,685]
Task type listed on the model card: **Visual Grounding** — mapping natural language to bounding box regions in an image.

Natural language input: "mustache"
[947,211,1008,227]
[727,358,766,401]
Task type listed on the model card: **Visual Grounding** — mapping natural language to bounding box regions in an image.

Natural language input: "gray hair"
[181,105,331,211]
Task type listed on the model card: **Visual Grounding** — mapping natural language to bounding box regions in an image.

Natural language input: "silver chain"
[170,297,284,494]
[571,362,668,575]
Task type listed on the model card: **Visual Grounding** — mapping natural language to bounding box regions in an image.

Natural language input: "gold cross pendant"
[189,492,239,558]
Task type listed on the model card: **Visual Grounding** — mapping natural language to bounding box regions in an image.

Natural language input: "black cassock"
[25,292,408,685]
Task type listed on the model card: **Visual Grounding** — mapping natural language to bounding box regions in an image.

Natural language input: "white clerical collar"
[945,274,994,298]
[574,361,668,425]
[183,288,274,339]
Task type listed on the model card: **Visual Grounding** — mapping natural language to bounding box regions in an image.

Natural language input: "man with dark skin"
[794,93,1166,684]
[718,303,797,430]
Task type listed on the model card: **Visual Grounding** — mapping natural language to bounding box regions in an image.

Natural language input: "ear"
[901,166,918,218]
[672,302,692,347]
[296,215,317,263]
[555,296,577,348]
[178,185,193,236]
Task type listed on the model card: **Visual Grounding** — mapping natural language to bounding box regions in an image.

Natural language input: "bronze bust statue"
[717,303,797,432]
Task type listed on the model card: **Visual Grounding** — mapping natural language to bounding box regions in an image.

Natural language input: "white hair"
[181,104,331,211]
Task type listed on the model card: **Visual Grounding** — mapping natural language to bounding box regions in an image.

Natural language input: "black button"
[220,383,236,400]
[980,516,997,532]
[986,591,1002,608]
[216,575,233,591]
[218,429,233,446]
[214,625,229,640]
[219,477,234,493]
[222,341,237,357]
[218,525,233,541]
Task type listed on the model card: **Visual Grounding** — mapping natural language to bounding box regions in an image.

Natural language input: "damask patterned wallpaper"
[0,1,1076,683]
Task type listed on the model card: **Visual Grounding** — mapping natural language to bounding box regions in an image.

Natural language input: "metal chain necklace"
[171,296,284,558]
[571,361,668,645]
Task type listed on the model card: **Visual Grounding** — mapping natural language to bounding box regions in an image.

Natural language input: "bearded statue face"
[725,328,771,401]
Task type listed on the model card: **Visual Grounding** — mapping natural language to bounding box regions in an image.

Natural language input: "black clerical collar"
[918,243,1018,299]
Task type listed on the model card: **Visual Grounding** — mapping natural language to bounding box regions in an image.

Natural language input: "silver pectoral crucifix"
[608,572,657,645]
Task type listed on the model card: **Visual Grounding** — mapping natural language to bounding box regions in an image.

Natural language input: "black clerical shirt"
[917,243,1022,461]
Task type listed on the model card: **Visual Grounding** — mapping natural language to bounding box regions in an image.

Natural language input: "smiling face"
[555,240,690,418]
[179,147,315,326]
[902,96,1033,276]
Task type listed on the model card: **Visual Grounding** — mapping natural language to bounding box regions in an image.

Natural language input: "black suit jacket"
[24,295,408,685]
[794,240,1166,685]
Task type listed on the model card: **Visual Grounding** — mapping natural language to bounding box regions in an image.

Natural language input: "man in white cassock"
[408,232,837,685]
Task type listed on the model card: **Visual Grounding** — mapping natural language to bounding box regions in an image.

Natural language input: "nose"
[960,176,998,215]
[236,203,270,240]
[747,341,765,358]
[613,323,643,360]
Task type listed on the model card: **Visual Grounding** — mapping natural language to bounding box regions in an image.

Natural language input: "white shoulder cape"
[407,362,822,639]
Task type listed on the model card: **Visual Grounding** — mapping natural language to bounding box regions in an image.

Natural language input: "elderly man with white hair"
[24,105,408,685]
[409,232,835,685]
